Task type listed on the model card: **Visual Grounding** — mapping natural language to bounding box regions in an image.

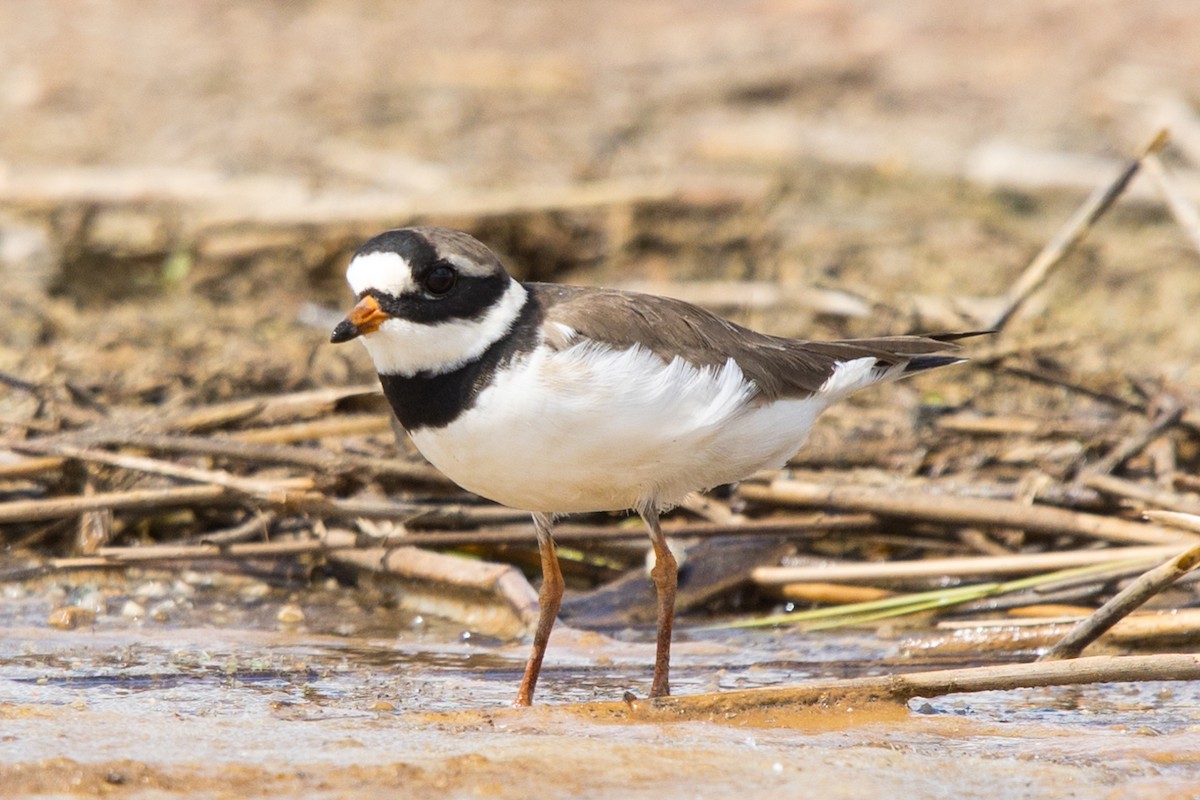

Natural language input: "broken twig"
[988,129,1169,331]
[532,654,1200,721]
[751,546,1174,586]
[740,478,1195,545]
[1040,541,1200,660]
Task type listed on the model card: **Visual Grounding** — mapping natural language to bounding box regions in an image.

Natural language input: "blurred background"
[3,0,1200,414]
[6,5,1200,793]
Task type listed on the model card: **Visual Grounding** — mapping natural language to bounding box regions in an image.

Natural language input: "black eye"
[423,266,456,296]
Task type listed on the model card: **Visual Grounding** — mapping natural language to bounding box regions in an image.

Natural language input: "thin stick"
[230,414,392,444]
[197,511,275,545]
[776,582,895,604]
[55,432,452,487]
[904,611,1200,657]
[740,478,1194,545]
[1083,473,1200,516]
[969,332,1081,365]
[13,514,876,575]
[96,537,339,561]
[477,654,1200,720]
[13,441,313,499]
[0,485,232,524]
[327,533,542,633]
[997,364,1143,412]
[1080,399,1184,478]
[1146,510,1200,535]
[0,483,428,526]
[2,529,356,572]
[1040,541,1200,660]
[387,514,876,547]
[155,384,381,432]
[997,364,1200,434]
[0,455,65,480]
[1143,152,1200,256]
[751,546,1174,586]
[76,475,112,555]
[989,129,1169,331]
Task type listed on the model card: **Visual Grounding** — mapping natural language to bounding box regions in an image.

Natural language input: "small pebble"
[120,600,146,620]
[134,581,170,601]
[148,599,176,622]
[73,588,107,617]
[277,603,305,624]
[48,606,96,630]
[180,570,210,586]
[239,581,273,602]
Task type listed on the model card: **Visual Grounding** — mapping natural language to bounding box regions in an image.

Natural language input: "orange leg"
[515,512,563,707]
[640,505,676,698]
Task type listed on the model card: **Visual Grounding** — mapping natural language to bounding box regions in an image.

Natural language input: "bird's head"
[331,227,527,376]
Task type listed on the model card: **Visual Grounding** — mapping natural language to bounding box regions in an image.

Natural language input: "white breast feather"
[410,341,833,513]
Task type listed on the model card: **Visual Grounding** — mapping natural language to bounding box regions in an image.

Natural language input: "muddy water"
[3,573,1199,798]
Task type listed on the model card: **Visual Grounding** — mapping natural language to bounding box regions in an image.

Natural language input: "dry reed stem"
[1084,473,1200,517]
[13,441,314,499]
[751,545,1176,586]
[1040,541,1200,660]
[1079,399,1184,478]
[0,483,439,526]
[610,653,1200,719]
[740,478,1194,545]
[0,456,64,480]
[230,414,393,444]
[326,530,541,631]
[1146,510,1200,535]
[390,514,876,547]
[1143,152,1200,256]
[0,485,232,524]
[58,432,452,487]
[197,511,276,545]
[20,514,873,569]
[154,384,380,432]
[906,609,1200,657]
[988,129,1168,331]
[776,582,895,604]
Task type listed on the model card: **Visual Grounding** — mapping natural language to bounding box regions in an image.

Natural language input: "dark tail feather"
[923,330,996,344]
[904,354,967,374]
[902,330,993,373]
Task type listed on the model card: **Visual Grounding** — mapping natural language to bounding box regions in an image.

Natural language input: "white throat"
[359,280,529,376]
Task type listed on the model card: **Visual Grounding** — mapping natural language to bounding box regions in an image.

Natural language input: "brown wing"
[528,283,978,401]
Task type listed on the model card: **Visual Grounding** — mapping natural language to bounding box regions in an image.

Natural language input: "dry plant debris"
[4,128,1200,707]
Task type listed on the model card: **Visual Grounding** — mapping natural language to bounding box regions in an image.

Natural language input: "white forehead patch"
[346,251,415,296]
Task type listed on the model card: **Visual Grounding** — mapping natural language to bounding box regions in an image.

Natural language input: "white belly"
[409,342,831,513]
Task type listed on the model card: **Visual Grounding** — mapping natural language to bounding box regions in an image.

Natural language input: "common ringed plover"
[331,226,976,705]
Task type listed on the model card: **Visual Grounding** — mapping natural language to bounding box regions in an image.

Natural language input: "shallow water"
[3,573,1200,798]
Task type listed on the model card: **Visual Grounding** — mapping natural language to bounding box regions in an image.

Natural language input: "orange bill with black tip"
[330,295,391,343]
